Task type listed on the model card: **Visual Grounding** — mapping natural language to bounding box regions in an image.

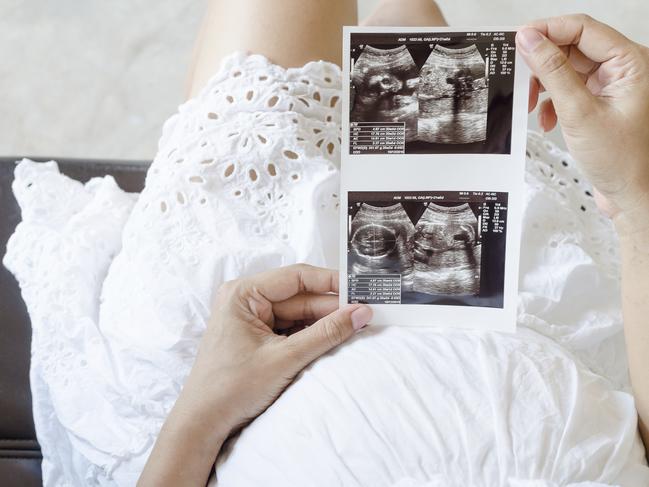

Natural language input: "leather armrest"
[0,156,149,486]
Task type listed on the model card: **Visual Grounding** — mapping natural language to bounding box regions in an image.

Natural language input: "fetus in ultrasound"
[351,45,420,142]
[349,203,415,290]
[412,203,481,295]
[418,44,488,144]
[447,68,476,101]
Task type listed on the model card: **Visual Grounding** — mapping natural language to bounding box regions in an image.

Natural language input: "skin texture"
[138,264,373,486]
[517,13,649,457]
[186,0,358,98]
[140,5,649,485]
[186,0,447,98]
[141,3,449,485]
[360,0,447,26]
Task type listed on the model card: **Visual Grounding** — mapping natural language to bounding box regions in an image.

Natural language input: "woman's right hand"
[516,14,649,235]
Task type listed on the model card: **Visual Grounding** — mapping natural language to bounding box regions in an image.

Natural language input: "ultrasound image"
[347,192,510,307]
[349,203,415,290]
[348,201,482,299]
[351,43,487,146]
[349,32,516,155]
[350,45,420,142]
[412,203,481,295]
[418,45,488,144]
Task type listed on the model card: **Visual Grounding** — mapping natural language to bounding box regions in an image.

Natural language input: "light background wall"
[1,0,644,160]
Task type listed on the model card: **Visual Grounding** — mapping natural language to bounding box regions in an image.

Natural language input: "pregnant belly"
[215,327,645,486]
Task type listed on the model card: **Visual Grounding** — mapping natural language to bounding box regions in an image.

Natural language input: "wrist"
[162,394,229,457]
[171,370,241,444]
[139,383,233,487]
[611,196,649,242]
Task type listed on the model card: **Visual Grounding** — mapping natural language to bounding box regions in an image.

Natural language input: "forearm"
[616,209,649,455]
[138,377,234,487]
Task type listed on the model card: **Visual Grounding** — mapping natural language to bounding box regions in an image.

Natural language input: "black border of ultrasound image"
[349,32,515,155]
[347,191,508,308]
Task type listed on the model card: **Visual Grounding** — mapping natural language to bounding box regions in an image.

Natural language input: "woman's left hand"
[139,264,372,487]
[183,263,372,432]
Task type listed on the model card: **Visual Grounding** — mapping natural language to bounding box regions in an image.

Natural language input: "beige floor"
[1,0,644,161]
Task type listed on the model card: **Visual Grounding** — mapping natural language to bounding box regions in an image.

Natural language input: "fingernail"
[517,28,544,52]
[350,305,372,331]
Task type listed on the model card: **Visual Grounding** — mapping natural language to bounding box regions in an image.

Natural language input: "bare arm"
[616,212,649,451]
[136,378,232,486]
[137,266,372,486]
[517,14,649,453]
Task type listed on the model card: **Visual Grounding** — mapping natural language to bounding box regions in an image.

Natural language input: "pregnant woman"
[4,0,649,486]
[137,2,649,484]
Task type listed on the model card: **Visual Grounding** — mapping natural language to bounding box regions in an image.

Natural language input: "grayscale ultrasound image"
[418,45,488,144]
[349,32,515,155]
[350,45,420,143]
[412,203,481,295]
[347,191,508,308]
[349,203,416,291]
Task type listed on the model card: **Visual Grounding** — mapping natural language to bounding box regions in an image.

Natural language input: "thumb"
[516,27,594,125]
[283,304,373,371]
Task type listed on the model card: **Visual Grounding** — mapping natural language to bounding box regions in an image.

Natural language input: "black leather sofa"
[0,157,149,487]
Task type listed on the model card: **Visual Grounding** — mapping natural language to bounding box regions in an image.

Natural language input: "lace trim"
[524,131,620,278]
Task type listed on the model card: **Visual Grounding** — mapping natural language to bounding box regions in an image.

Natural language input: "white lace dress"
[3,53,648,486]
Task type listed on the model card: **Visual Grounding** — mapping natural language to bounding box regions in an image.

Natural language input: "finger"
[526,14,631,63]
[275,317,318,329]
[516,27,595,124]
[272,294,339,323]
[529,51,589,97]
[276,322,309,336]
[528,77,540,112]
[538,98,558,132]
[564,44,599,75]
[585,72,606,96]
[241,264,338,303]
[282,304,373,370]
[274,317,294,329]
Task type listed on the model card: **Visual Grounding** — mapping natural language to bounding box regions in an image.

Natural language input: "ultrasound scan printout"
[347,192,507,308]
[348,31,516,155]
[341,27,530,331]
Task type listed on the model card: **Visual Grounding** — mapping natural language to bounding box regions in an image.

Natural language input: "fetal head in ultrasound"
[349,32,515,155]
[349,203,415,291]
[347,192,508,308]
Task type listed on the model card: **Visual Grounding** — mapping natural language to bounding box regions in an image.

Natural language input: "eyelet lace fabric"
[3,53,647,486]
[520,132,629,391]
